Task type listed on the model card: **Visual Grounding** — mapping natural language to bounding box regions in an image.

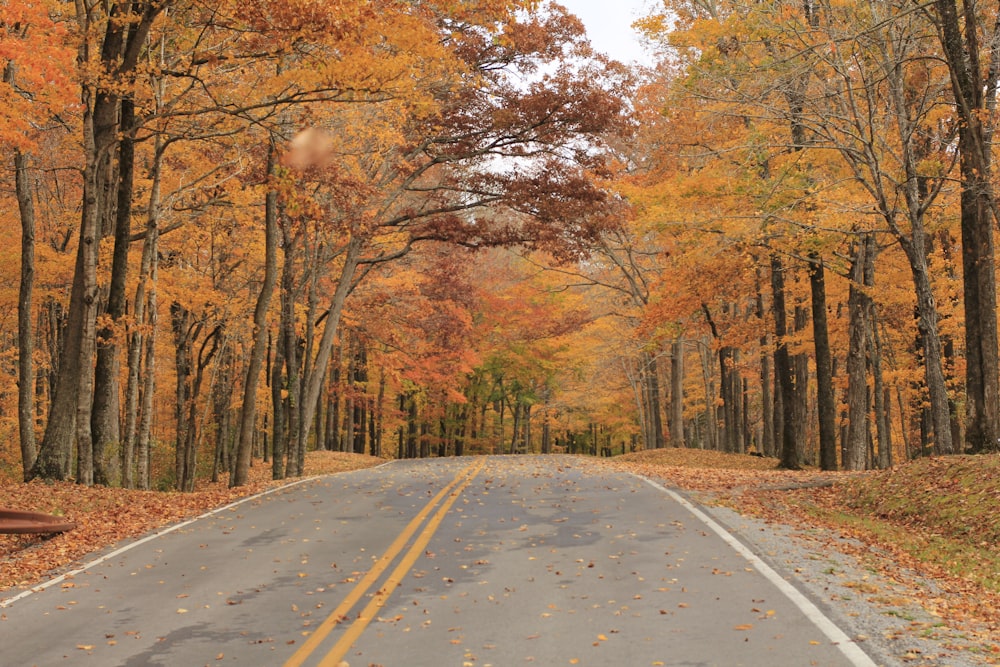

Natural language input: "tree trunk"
[270,330,287,480]
[343,333,356,453]
[809,254,837,470]
[137,246,158,490]
[772,355,783,460]
[315,374,327,453]
[372,369,385,457]
[73,96,104,487]
[629,358,649,449]
[793,304,810,463]
[644,352,665,448]
[326,339,343,451]
[670,336,685,447]
[188,331,219,490]
[845,239,872,470]
[933,0,1000,453]
[91,96,138,486]
[771,255,802,470]
[896,235,954,455]
[123,143,162,489]
[958,160,1000,454]
[172,304,196,491]
[406,394,418,459]
[296,237,363,460]
[283,232,302,476]
[232,142,280,487]
[702,303,741,453]
[541,413,551,454]
[352,337,368,455]
[274,222,301,478]
[699,336,717,450]
[354,400,367,455]
[14,148,38,479]
[211,343,234,483]
[722,347,738,452]
[41,299,65,419]
[755,267,774,457]
[871,330,892,469]
[31,136,95,481]
[510,401,522,453]
[295,234,321,470]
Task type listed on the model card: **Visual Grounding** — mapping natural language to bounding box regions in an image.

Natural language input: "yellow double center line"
[284,458,485,667]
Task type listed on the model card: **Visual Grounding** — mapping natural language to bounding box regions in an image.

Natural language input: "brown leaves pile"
[837,456,1000,549]
[0,452,383,592]
[608,447,847,493]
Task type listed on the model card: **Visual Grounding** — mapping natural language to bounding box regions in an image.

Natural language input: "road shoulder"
[698,496,993,666]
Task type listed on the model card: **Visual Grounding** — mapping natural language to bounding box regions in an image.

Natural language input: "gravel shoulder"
[697,494,995,667]
[607,450,1000,667]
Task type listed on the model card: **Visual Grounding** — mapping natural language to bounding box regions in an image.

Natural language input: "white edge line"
[638,475,879,667]
[2,462,394,609]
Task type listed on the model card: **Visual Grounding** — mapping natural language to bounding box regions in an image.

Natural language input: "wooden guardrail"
[0,509,76,534]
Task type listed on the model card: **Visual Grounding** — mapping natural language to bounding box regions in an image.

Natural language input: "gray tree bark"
[231,141,280,487]
[14,146,38,479]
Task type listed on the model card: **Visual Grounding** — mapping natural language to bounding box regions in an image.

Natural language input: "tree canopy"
[2,0,999,490]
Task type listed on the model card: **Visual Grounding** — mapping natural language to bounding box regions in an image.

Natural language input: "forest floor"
[1,449,998,662]
[611,449,1000,664]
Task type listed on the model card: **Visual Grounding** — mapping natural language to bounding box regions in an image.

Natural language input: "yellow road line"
[317,458,484,666]
[283,459,484,667]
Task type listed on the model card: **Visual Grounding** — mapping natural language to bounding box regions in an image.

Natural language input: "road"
[0,456,875,666]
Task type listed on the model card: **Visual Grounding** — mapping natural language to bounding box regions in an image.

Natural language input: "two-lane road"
[1,456,875,666]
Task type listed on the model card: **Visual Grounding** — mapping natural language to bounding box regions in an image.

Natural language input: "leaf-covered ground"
[611,449,1000,661]
[0,452,383,592]
[610,447,846,489]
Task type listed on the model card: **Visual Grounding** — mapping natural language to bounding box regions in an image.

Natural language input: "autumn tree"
[631,0,979,469]
[930,0,1000,454]
[1,2,74,477]
[248,3,629,483]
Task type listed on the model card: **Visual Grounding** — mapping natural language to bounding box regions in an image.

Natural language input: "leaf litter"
[0,452,382,593]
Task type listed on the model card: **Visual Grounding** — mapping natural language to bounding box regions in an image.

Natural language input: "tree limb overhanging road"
[1,456,876,666]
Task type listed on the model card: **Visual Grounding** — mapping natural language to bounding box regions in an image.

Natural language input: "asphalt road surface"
[0,456,876,666]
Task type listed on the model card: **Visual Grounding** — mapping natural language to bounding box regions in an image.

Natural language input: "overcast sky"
[557,0,658,65]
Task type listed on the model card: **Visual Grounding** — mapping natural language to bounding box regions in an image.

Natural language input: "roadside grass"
[802,456,1000,593]
[802,498,1000,592]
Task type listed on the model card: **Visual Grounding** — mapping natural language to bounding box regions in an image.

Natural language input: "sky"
[556,0,658,66]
